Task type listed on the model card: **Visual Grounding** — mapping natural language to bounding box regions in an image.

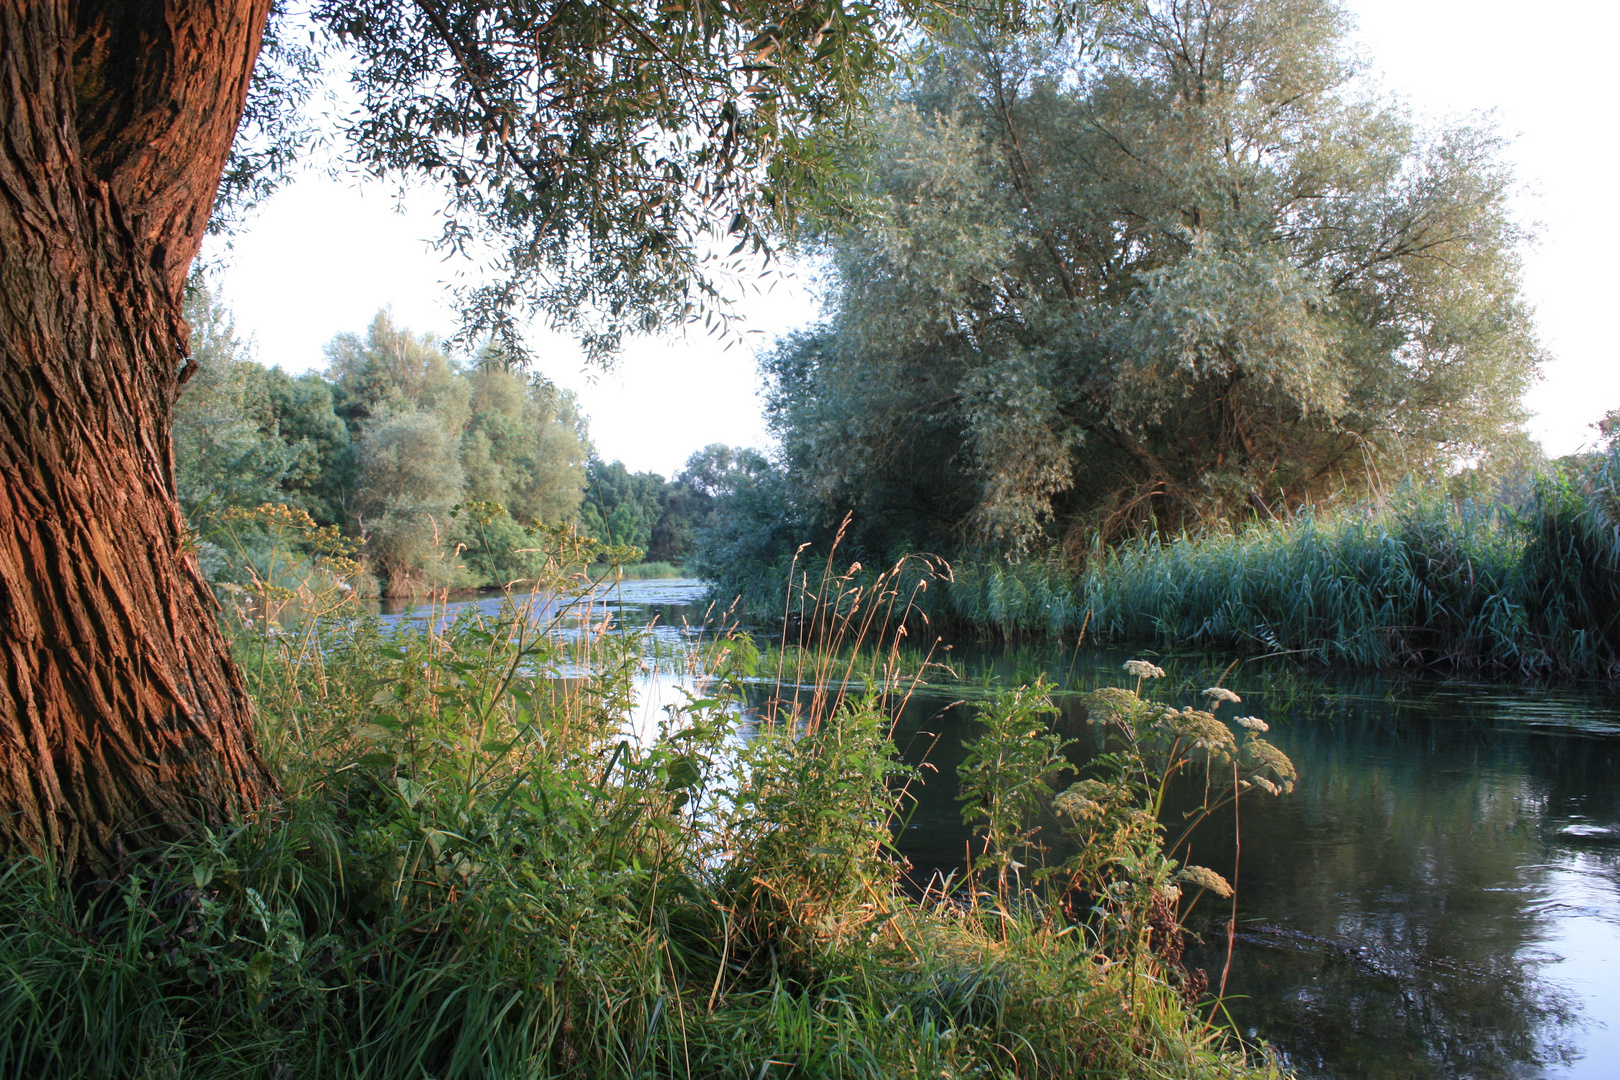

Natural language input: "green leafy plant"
[0,541,1289,1078]
[957,679,1073,907]
[1044,666,1297,1005]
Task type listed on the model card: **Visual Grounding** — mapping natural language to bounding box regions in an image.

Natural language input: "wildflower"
[1176,865,1234,898]
[1238,738,1298,795]
[1234,716,1269,732]
[1084,687,1141,727]
[1202,686,1241,705]
[1053,779,1123,823]
[1155,707,1237,764]
[1123,659,1166,679]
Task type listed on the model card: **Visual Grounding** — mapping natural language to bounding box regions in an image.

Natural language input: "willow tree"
[768,2,1543,553]
[0,0,944,873]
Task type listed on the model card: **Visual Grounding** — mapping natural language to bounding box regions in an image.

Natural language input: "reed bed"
[942,461,1620,679]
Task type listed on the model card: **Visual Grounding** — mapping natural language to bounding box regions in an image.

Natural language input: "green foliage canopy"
[764,1,1544,553]
[232,0,987,358]
[175,281,353,526]
[175,300,595,594]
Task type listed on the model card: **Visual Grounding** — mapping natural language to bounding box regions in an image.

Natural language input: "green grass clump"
[0,550,1285,1079]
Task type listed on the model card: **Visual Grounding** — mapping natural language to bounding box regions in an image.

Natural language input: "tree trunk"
[0,0,278,874]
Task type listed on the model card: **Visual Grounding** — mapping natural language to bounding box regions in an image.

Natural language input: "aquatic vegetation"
[939,462,1620,679]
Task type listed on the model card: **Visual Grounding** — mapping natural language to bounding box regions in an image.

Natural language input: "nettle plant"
[956,679,1074,908]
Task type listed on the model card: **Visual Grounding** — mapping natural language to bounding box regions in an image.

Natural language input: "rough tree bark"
[0,0,279,874]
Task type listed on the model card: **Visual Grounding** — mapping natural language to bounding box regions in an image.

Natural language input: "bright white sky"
[207,0,1620,477]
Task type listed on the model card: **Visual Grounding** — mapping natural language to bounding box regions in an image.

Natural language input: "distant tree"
[1598,409,1620,452]
[321,312,593,590]
[462,366,589,527]
[646,445,776,565]
[249,367,353,527]
[686,449,801,589]
[326,311,470,435]
[769,6,1544,555]
[354,410,467,595]
[580,459,666,554]
[173,281,308,518]
[647,480,705,565]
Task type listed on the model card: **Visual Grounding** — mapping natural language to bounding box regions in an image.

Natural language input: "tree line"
[177,282,758,596]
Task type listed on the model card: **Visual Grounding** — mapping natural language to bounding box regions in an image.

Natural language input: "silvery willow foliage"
[764,0,1543,551]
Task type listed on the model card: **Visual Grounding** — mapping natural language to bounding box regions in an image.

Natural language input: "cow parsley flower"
[1053,779,1119,823]
[1084,687,1141,727]
[1234,716,1269,732]
[1202,686,1241,705]
[1123,659,1166,680]
[1156,707,1237,764]
[1238,738,1298,795]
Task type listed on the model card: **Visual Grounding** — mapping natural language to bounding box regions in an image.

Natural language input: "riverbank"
[712,463,1620,680]
[0,579,1282,1080]
[939,474,1619,678]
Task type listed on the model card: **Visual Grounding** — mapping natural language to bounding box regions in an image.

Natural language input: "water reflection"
[372,579,716,740]
[1163,682,1620,1080]
[370,578,712,651]
[879,660,1620,1080]
[374,582,1620,1079]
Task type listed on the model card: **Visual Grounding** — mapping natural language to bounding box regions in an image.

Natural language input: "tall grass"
[0,539,1282,1079]
[943,458,1620,679]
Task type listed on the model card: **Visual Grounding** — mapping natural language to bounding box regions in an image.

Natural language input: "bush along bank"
[0,551,1288,1080]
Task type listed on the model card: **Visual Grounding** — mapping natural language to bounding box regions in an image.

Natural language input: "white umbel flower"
[1234,716,1269,732]
[1123,659,1166,679]
[1202,686,1241,705]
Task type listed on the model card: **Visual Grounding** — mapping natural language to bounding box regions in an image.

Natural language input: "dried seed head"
[1176,865,1234,898]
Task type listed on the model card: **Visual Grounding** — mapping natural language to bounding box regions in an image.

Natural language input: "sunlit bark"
[0,0,278,873]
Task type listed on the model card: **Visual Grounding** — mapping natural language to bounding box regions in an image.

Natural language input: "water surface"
[383,581,1620,1080]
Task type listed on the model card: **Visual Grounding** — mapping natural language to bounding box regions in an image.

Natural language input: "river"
[378,578,1620,1080]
